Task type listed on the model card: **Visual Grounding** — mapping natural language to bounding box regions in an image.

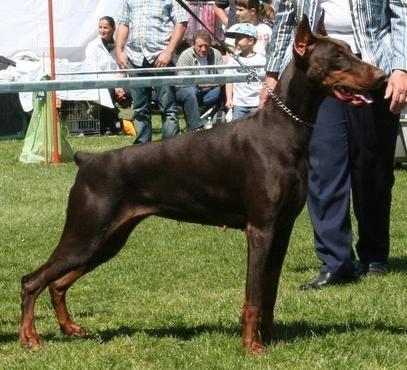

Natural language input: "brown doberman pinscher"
[19,16,385,352]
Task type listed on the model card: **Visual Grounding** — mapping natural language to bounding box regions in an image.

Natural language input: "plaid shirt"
[116,0,189,66]
[267,0,407,76]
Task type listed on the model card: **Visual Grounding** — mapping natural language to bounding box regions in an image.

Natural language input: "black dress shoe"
[359,263,387,276]
[300,272,360,290]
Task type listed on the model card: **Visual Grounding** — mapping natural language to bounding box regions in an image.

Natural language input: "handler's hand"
[116,51,129,69]
[155,49,173,68]
[384,69,407,113]
[259,75,278,109]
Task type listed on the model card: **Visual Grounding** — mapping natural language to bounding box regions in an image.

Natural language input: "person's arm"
[383,0,407,113]
[214,4,229,26]
[225,83,233,109]
[115,24,129,69]
[259,0,297,108]
[155,22,188,68]
[85,39,98,64]
[259,72,279,108]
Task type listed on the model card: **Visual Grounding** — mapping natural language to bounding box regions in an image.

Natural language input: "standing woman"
[86,16,127,135]
[86,16,118,71]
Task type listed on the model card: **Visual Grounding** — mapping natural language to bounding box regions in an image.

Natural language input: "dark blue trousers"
[307,87,399,275]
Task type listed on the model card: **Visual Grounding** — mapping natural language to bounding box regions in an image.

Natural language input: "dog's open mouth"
[333,85,374,105]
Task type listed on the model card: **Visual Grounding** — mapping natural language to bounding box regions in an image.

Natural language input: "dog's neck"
[273,60,326,125]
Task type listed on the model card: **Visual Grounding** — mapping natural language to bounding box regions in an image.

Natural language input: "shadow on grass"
[271,320,406,343]
[293,256,407,274]
[95,324,241,342]
[388,256,407,273]
[0,332,18,343]
[83,320,406,344]
[3,320,405,346]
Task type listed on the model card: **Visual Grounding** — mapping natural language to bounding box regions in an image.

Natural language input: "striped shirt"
[116,0,189,66]
[266,0,407,76]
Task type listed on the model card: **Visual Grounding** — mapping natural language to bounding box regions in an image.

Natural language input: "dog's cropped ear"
[315,10,327,36]
[294,15,316,57]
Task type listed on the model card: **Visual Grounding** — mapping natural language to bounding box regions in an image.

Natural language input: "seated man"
[176,29,224,131]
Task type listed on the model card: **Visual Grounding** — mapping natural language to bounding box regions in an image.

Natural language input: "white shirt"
[316,0,359,53]
[225,52,266,107]
[85,37,118,72]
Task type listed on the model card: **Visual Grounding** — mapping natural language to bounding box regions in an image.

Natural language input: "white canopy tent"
[0,1,121,62]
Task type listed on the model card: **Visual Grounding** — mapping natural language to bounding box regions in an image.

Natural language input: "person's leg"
[233,106,258,121]
[350,86,399,274]
[104,89,121,134]
[302,97,358,289]
[131,86,152,143]
[155,66,179,140]
[202,86,221,106]
[233,106,251,120]
[128,59,153,143]
[99,105,111,135]
[155,85,179,139]
[175,86,203,131]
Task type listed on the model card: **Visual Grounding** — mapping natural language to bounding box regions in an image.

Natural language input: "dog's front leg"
[259,221,295,344]
[242,224,274,353]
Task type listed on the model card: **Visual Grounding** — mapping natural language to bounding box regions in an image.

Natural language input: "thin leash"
[174,0,313,128]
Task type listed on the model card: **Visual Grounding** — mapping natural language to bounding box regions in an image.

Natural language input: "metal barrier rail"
[0,72,265,94]
[54,64,264,76]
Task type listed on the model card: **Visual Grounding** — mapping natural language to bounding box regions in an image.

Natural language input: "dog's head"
[293,14,385,105]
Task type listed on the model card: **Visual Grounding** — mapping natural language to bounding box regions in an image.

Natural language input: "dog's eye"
[331,53,346,65]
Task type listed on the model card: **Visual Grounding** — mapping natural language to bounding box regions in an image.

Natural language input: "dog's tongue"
[353,92,374,104]
[334,89,374,105]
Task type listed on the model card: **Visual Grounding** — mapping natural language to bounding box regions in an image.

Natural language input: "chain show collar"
[246,70,314,129]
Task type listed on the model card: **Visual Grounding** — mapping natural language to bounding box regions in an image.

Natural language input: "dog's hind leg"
[48,267,89,338]
[48,219,142,339]
[19,262,53,349]
[20,214,143,349]
[241,223,274,353]
[19,255,87,350]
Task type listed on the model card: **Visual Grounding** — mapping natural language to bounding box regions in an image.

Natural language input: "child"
[235,0,274,57]
[224,23,266,120]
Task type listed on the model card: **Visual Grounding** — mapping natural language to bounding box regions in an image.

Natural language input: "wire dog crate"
[59,100,100,136]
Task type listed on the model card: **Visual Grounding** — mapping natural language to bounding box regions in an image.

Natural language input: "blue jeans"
[232,106,258,121]
[176,86,221,131]
[128,58,179,143]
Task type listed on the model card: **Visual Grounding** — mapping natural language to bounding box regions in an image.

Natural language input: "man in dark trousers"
[260,0,407,289]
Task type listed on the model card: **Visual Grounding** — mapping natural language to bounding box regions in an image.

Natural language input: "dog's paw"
[20,332,43,350]
[61,322,87,338]
[243,339,267,354]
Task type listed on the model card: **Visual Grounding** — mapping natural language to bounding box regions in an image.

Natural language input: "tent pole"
[48,0,60,163]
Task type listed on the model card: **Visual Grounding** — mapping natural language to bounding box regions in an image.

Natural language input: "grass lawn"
[0,129,406,369]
